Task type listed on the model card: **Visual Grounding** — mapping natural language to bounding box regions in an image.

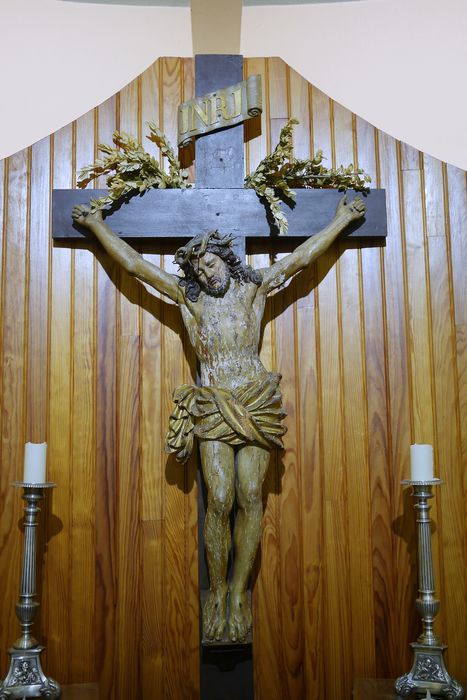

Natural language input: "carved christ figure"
[72,195,365,642]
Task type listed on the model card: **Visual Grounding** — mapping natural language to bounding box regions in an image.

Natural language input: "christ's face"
[194,252,230,296]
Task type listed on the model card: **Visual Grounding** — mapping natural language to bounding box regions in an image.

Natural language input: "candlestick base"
[395,642,464,698]
[0,645,61,698]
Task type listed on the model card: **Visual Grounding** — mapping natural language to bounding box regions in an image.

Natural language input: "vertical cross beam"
[195,55,246,260]
[195,54,244,188]
[195,54,254,700]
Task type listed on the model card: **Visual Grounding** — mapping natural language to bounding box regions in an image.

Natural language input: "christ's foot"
[203,585,228,641]
[228,591,252,642]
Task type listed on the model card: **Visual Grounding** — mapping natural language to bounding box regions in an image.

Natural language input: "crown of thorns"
[174,230,235,267]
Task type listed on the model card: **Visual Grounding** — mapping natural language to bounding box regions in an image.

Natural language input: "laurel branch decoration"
[77,122,191,211]
[78,118,371,235]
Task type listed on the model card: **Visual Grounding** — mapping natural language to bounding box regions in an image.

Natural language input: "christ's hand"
[335,195,366,222]
[72,204,103,228]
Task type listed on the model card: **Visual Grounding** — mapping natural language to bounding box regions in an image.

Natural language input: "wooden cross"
[51,53,387,696]
[52,55,387,255]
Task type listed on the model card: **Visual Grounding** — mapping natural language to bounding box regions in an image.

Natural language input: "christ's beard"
[199,272,231,297]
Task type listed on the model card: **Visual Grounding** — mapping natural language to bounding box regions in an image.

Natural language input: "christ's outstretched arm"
[257,195,366,296]
[72,205,183,304]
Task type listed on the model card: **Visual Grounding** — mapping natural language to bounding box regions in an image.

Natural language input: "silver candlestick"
[395,480,464,699]
[0,483,61,699]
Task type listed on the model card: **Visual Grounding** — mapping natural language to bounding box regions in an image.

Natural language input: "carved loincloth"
[165,372,287,463]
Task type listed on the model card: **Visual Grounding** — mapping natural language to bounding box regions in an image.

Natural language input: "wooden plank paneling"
[268,59,306,700]
[47,124,73,681]
[94,93,118,700]
[356,118,396,676]
[446,166,467,325]
[140,59,164,700]
[290,69,324,700]
[160,57,199,700]
[445,169,467,688]
[115,76,142,700]
[335,101,375,680]
[247,56,282,700]
[0,150,29,676]
[0,57,466,699]
[313,89,352,700]
[268,57,288,149]
[69,109,96,683]
[377,132,414,675]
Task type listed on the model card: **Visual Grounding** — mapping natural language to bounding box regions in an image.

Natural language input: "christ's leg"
[228,444,270,642]
[199,439,235,641]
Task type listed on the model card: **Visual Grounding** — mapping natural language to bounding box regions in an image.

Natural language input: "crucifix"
[52,52,386,661]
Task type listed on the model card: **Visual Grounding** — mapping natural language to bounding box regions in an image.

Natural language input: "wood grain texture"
[71,109,96,683]
[46,123,74,680]
[140,61,164,697]
[247,57,282,699]
[0,57,466,699]
[0,150,29,677]
[94,92,118,700]
[291,69,324,700]
[377,132,415,675]
[335,102,375,679]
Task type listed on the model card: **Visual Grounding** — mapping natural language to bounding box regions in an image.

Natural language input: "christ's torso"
[180,280,269,391]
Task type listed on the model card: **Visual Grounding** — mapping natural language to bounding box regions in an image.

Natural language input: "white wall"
[1,0,467,169]
[0,0,192,159]
[241,0,467,170]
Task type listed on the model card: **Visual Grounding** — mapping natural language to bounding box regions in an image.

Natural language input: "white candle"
[410,444,434,481]
[23,442,47,484]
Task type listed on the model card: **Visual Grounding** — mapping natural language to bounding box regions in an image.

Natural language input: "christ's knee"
[208,487,234,521]
[237,480,263,512]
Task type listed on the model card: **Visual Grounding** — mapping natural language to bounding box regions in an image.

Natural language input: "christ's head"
[193,251,231,297]
[174,231,262,302]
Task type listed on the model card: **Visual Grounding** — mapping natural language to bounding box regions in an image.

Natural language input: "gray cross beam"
[51,55,387,259]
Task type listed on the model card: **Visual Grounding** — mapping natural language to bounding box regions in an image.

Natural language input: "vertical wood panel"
[247,52,282,700]
[268,57,288,146]
[140,60,164,700]
[290,69,324,700]
[445,169,467,688]
[0,151,28,675]
[0,57,466,698]
[115,76,142,700]
[69,110,96,682]
[357,117,389,679]
[47,124,73,680]
[160,57,199,700]
[377,132,414,675]
[116,334,141,699]
[401,147,434,443]
[335,100,375,679]
[269,59,306,700]
[446,166,467,325]
[95,92,118,700]
[313,90,352,700]
[274,275,305,699]
[288,67,310,160]
[427,234,465,663]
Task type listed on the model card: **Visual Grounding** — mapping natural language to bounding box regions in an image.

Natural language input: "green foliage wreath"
[78,118,370,235]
